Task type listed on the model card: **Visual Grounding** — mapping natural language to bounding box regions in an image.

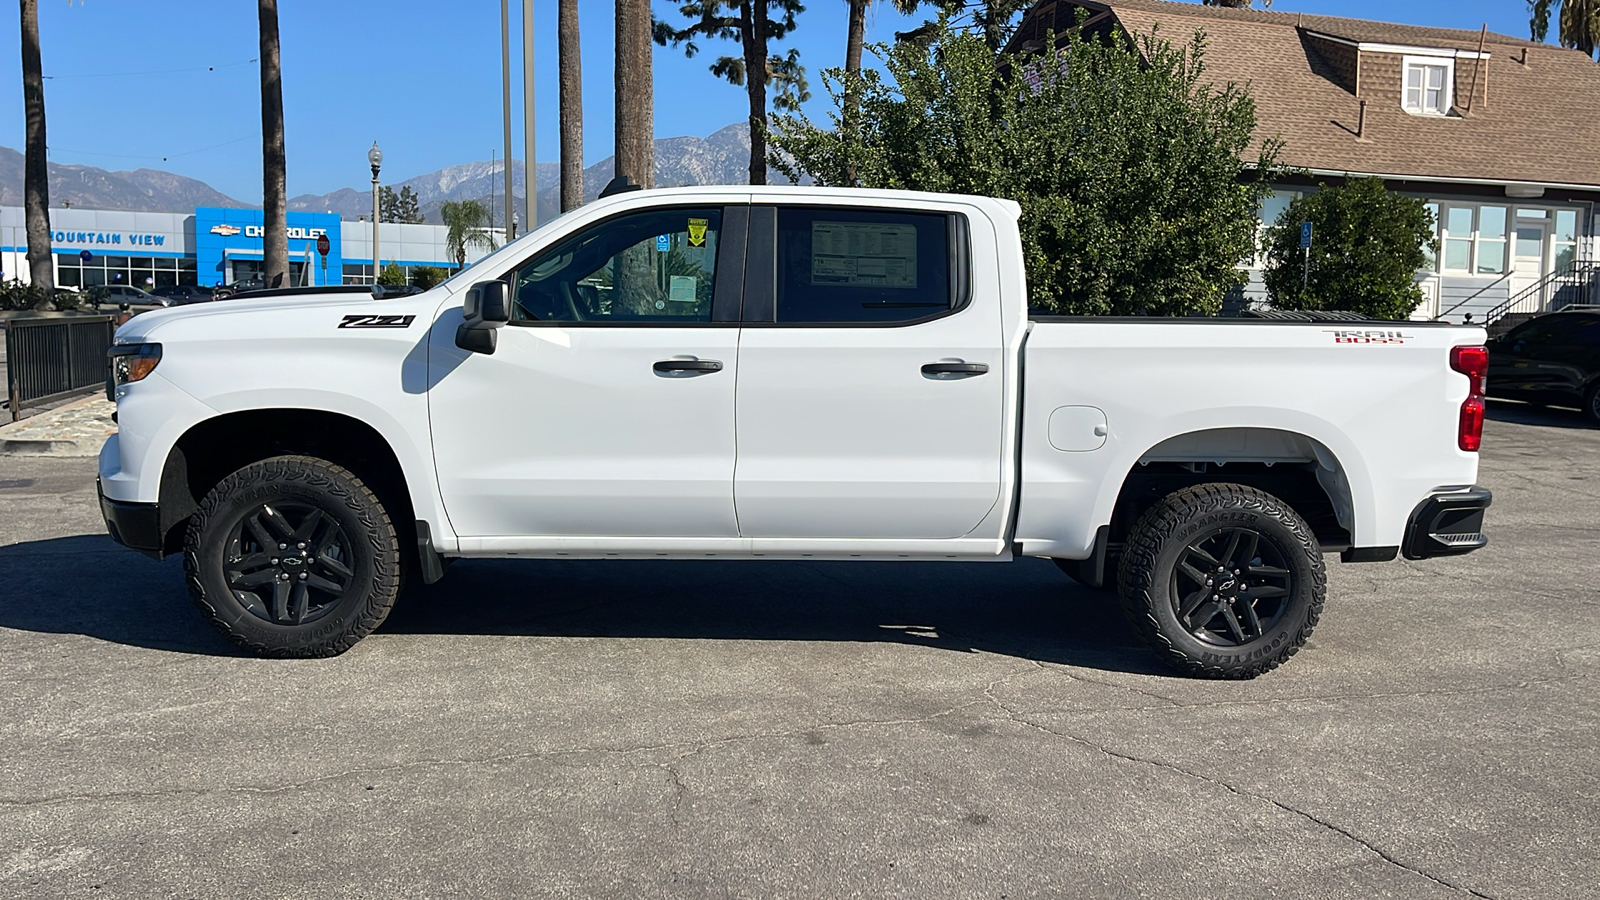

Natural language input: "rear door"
[732,204,1006,540]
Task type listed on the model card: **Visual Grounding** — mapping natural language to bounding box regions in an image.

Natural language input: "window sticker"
[687,218,708,248]
[668,275,698,302]
[810,221,917,288]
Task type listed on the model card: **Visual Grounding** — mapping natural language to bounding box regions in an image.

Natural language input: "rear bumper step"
[1403,486,1492,560]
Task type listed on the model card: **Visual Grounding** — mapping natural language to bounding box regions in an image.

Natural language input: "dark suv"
[149,284,215,305]
[1486,309,1600,425]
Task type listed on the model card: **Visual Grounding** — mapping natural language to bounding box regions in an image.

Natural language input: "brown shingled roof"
[1012,0,1600,190]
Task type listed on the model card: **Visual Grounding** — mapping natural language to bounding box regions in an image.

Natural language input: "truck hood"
[114,288,451,344]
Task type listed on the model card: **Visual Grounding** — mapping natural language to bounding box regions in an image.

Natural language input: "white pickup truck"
[97,185,1492,678]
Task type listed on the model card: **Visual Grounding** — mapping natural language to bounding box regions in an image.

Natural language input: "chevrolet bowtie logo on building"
[209,224,242,237]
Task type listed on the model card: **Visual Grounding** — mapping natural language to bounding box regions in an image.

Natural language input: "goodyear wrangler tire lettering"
[183,455,401,658]
[1115,483,1325,680]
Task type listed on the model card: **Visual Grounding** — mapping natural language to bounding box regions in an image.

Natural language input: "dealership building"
[0,205,497,290]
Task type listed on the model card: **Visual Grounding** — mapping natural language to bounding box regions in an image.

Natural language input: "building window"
[1254,190,1299,267]
[1553,209,1579,270]
[1438,203,1508,275]
[1477,206,1507,274]
[1403,57,1452,115]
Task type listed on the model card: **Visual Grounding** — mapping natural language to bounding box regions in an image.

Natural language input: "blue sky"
[0,0,1558,202]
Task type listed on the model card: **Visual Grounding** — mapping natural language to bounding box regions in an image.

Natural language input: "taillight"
[1450,345,1489,452]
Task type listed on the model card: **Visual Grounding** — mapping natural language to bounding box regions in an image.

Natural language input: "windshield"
[436,208,581,292]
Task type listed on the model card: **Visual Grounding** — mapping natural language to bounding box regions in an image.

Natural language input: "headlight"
[106,343,162,400]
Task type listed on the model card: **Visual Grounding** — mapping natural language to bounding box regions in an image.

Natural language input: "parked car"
[1486,308,1600,425]
[149,285,215,306]
[97,185,1493,678]
[87,284,164,309]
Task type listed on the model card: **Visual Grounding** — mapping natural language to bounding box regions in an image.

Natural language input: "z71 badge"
[339,314,415,329]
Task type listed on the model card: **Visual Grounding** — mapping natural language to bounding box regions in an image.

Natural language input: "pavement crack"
[982,694,1500,900]
[0,672,1036,811]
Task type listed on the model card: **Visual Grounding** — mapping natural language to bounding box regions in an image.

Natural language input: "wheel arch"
[1105,426,1364,552]
[155,408,428,557]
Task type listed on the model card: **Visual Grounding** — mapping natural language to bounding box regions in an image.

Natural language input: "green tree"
[376,263,408,286]
[655,0,811,185]
[409,265,448,290]
[380,185,423,224]
[1261,178,1437,321]
[439,199,499,270]
[771,17,1277,315]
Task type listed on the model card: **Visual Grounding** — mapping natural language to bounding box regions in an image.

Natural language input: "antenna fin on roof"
[599,176,644,198]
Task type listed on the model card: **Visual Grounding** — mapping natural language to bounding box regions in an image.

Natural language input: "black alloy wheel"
[185,455,401,658]
[1117,483,1325,679]
[223,501,355,626]
[1170,526,1293,647]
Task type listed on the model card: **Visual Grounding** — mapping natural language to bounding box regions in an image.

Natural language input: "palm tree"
[440,200,499,270]
[615,0,653,187]
[1529,1,1599,57]
[559,0,583,211]
[843,0,924,171]
[19,0,54,306]
[258,0,288,288]
[1561,0,1600,56]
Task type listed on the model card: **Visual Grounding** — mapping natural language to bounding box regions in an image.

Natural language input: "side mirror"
[456,280,511,354]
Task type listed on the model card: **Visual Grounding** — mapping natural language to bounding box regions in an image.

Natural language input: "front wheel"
[1584,384,1600,427]
[1116,483,1325,679]
[184,455,401,658]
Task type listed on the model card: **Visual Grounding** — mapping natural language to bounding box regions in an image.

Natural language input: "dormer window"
[1403,57,1453,115]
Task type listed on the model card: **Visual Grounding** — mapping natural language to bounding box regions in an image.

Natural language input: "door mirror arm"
[456,280,511,354]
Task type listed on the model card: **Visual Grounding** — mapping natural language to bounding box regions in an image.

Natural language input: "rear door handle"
[653,358,724,377]
[921,361,989,379]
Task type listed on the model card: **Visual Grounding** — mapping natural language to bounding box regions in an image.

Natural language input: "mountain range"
[288,123,767,224]
[0,123,779,224]
[0,145,247,212]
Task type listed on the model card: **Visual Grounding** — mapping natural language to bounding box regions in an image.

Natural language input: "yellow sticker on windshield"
[687,217,708,248]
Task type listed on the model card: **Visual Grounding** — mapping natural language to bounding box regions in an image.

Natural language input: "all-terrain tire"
[184,455,401,658]
[1116,483,1325,679]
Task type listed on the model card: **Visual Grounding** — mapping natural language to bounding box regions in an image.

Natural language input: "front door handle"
[921,360,989,379]
[653,358,724,377]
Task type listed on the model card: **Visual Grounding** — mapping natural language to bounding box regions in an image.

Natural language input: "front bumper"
[1402,486,1492,560]
[98,478,165,560]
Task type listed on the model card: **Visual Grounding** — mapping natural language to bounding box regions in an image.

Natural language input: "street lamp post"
[369,142,383,283]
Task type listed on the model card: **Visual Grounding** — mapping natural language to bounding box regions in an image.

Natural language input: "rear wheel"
[184,455,401,658]
[1117,483,1324,679]
[1584,385,1600,427]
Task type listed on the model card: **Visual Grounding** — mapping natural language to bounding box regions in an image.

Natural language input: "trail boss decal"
[338,314,415,329]
[1327,329,1408,345]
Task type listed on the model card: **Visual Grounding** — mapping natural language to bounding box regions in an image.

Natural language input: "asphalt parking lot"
[1,402,1596,899]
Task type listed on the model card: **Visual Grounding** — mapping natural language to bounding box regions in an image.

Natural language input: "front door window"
[508,207,722,323]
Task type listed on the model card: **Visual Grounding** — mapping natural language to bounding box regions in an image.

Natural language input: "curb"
[0,394,114,457]
[0,438,95,457]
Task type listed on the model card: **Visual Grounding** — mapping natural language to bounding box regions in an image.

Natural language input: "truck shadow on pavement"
[0,534,1168,676]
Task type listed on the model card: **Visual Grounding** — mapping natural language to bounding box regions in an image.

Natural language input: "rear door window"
[773,207,957,324]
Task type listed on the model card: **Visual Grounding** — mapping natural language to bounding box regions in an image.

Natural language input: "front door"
[733,205,1005,540]
[429,204,746,539]
[1510,218,1551,310]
